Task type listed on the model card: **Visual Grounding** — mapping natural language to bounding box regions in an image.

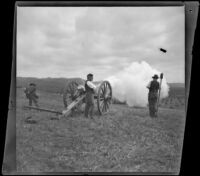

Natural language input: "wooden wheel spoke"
[101,86,105,95]
[100,90,104,98]
[107,100,110,107]
[100,101,104,110]
[103,104,106,112]
[105,84,108,94]
[104,83,106,90]
[100,86,104,93]
[102,102,105,112]
[101,104,104,112]
[106,87,110,94]
[105,83,109,91]
[103,101,108,112]
[105,102,108,111]
[104,101,109,111]
[104,102,107,112]
[104,84,108,96]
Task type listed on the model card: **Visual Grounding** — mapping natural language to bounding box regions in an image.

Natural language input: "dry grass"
[16,88,185,173]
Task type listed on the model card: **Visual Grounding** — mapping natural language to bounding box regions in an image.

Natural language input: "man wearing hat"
[146,74,160,117]
[84,73,97,119]
[24,83,39,107]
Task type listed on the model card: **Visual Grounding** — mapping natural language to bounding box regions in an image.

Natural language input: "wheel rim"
[97,81,112,115]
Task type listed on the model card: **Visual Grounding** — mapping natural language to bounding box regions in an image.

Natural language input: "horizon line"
[16,76,185,84]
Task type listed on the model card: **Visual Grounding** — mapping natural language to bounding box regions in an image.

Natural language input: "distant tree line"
[17,77,185,108]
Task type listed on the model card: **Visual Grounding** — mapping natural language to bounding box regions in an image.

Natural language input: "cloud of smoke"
[106,61,169,107]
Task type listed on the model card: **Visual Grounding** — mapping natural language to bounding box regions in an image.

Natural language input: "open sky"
[17,6,185,83]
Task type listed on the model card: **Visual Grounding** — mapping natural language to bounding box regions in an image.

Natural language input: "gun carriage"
[24,80,112,118]
[62,80,112,117]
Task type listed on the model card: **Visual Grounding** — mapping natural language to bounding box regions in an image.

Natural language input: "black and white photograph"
[16,4,186,174]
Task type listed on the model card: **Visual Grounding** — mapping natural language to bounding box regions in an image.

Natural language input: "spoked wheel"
[97,81,112,115]
[63,81,79,108]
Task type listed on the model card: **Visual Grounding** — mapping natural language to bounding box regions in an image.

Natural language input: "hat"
[29,83,36,86]
[87,73,93,77]
[152,74,159,79]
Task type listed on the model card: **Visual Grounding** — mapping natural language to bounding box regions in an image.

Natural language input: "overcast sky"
[17,6,185,83]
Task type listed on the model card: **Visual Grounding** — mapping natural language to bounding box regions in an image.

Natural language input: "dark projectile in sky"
[159,48,167,53]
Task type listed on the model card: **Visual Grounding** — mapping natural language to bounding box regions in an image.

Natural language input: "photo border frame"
[2,1,199,175]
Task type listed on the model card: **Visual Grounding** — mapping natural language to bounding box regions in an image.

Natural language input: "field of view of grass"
[16,77,185,173]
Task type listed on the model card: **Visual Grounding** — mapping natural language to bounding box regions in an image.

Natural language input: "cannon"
[62,80,112,117]
[24,80,112,118]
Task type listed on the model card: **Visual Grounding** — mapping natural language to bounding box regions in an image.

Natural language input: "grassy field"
[16,88,185,173]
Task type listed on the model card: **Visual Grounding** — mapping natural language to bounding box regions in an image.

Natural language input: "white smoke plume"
[106,61,169,107]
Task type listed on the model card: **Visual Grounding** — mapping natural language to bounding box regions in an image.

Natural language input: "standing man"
[85,73,97,119]
[24,83,39,107]
[146,74,160,118]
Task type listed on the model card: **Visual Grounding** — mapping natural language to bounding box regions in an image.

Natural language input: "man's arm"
[87,81,97,90]
[146,81,151,89]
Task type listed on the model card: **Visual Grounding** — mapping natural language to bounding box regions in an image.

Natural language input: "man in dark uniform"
[84,73,97,119]
[146,74,160,118]
[24,83,39,107]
